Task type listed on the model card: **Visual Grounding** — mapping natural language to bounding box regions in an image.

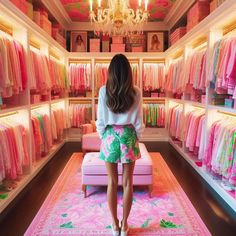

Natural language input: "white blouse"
[96,85,145,139]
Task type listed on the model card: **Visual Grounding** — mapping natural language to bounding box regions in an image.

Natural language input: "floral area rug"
[25,152,211,236]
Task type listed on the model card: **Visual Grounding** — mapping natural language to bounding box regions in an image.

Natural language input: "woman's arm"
[134,89,145,140]
[96,87,106,139]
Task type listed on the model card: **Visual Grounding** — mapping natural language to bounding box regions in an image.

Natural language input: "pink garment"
[203,122,218,171]
[14,41,28,90]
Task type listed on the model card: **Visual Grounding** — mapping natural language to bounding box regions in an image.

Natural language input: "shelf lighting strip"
[0,22,12,36]
[0,111,18,118]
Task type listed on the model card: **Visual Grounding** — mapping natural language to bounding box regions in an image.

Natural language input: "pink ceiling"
[60,0,176,22]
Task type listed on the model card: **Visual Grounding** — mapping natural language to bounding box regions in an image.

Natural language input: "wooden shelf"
[169,138,236,213]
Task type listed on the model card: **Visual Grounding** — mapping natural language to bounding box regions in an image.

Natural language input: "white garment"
[75,43,86,52]
[96,86,145,139]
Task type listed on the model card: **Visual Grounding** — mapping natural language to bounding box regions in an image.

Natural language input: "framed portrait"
[70,31,87,52]
[147,32,164,52]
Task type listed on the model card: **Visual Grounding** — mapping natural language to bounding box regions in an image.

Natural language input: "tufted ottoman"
[81,143,153,198]
[81,132,101,155]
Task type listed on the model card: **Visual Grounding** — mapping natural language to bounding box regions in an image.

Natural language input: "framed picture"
[147,32,164,52]
[70,31,87,52]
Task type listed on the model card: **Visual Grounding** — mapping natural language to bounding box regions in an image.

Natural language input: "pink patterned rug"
[25,153,211,236]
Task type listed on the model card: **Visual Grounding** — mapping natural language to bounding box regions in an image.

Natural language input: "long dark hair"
[106,54,136,113]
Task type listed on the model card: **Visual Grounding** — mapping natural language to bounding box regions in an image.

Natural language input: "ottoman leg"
[82,184,87,198]
[148,185,153,198]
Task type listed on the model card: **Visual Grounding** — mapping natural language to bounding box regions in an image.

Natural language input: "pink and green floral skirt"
[99,125,141,163]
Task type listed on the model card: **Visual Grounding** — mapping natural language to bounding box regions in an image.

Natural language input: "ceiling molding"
[164,0,195,29]
[41,0,71,28]
[67,21,169,31]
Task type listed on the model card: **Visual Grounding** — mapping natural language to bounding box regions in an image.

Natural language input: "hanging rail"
[172,50,183,60]
[95,59,111,64]
[143,99,165,104]
[0,22,13,36]
[29,40,40,50]
[69,100,92,104]
[128,59,139,63]
[0,111,18,118]
[143,58,165,64]
[192,36,208,49]
[218,110,236,117]
[191,104,206,109]
[49,49,61,61]
[69,59,92,64]
[223,20,236,36]
[31,105,47,110]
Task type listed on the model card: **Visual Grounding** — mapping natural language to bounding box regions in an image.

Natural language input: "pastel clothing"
[203,118,236,181]
[69,104,92,128]
[99,125,141,163]
[96,86,145,140]
[69,63,91,92]
[143,63,165,91]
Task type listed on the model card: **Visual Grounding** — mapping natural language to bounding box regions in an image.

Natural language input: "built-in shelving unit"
[169,138,236,212]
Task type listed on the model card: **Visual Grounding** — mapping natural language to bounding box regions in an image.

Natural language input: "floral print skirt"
[99,124,141,163]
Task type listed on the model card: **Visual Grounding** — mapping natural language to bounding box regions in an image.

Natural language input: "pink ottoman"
[82,143,153,197]
[81,132,101,155]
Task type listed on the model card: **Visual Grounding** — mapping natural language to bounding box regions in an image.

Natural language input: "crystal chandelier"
[89,0,149,36]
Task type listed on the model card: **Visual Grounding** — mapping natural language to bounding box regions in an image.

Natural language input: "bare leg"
[105,162,119,231]
[121,161,135,231]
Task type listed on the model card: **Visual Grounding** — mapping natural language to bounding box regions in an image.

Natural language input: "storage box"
[201,95,206,104]
[102,41,110,52]
[151,92,159,97]
[30,94,41,104]
[33,11,41,26]
[132,46,143,52]
[210,0,217,12]
[102,35,110,41]
[40,9,48,18]
[112,36,123,44]
[19,0,27,14]
[187,1,210,32]
[170,27,186,45]
[224,99,234,108]
[53,33,66,48]
[40,15,52,35]
[11,0,21,9]
[111,44,125,52]
[90,39,100,52]
[27,1,33,19]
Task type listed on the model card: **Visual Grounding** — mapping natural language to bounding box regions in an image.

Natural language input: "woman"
[96,54,144,236]
[150,34,160,51]
[75,35,86,52]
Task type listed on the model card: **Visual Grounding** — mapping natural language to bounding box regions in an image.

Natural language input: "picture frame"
[70,31,87,52]
[147,32,164,52]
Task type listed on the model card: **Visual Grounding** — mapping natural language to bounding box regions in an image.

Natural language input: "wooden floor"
[0,142,236,236]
